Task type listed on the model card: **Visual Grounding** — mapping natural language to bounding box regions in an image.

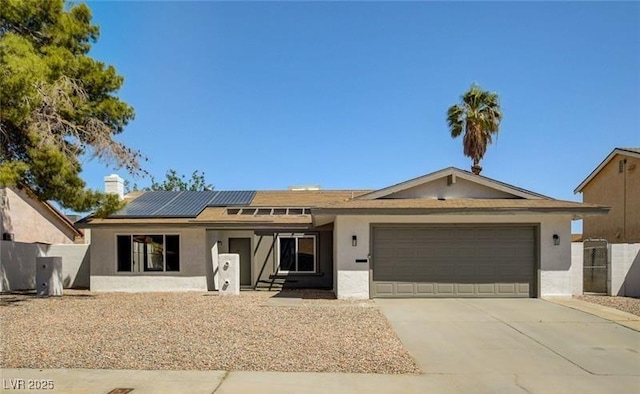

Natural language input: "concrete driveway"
[376,298,640,393]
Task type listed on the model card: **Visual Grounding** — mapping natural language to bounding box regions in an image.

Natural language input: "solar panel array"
[208,190,256,207]
[154,191,218,217]
[111,190,256,218]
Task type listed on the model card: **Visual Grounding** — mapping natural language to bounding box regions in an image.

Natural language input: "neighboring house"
[0,186,89,292]
[575,147,640,243]
[0,186,83,244]
[78,167,607,299]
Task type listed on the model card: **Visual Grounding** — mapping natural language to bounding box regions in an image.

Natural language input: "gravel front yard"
[0,290,419,374]
[575,295,640,317]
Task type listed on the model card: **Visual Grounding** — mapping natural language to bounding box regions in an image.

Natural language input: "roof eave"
[575,148,640,193]
[312,207,610,216]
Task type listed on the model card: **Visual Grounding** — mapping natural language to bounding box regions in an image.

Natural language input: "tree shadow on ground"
[0,290,95,307]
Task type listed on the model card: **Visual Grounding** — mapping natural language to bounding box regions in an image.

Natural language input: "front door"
[229,238,252,286]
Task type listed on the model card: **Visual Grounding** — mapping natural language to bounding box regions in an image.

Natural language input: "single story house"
[78,167,608,299]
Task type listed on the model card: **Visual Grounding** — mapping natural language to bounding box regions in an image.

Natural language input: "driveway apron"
[376,298,640,391]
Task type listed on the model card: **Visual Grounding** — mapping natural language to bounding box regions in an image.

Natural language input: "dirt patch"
[0,290,419,374]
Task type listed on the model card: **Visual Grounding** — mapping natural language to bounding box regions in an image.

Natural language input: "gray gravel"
[575,295,640,317]
[0,290,420,374]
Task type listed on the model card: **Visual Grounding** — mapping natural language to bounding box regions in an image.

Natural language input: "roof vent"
[288,185,321,191]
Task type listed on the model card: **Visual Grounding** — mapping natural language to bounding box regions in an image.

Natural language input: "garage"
[371,224,537,298]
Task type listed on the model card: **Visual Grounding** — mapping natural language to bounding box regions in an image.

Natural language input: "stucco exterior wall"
[390,177,516,199]
[334,214,574,299]
[0,188,77,244]
[582,154,640,243]
[609,243,640,297]
[570,242,584,296]
[0,241,89,291]
[89,226,208,292]
[207,228,333,290]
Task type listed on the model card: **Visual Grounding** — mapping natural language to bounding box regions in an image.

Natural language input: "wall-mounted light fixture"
[553,234,560,246]
[352,235,357,247]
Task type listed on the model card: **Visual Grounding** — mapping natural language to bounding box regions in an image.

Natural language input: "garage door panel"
[397,248,416,258]
[416,283,435,295]
[477,283,496,294]
[436,283,455,295]
[416,247,435,257]
[456,283,475,295]
[396,283,414,294]
[497,283,517,294]
[371,225,536,298]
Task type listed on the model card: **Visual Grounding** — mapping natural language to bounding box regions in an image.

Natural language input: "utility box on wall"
[36,256,63,296]
[218,253,240,296]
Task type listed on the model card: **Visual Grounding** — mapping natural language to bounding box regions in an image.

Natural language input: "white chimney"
[104,174,124,200]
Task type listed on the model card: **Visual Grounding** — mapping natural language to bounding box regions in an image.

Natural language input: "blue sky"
[81,1,639,230]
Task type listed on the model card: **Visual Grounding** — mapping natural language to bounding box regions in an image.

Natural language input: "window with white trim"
[277,234,316,273]
[117,234,180,272]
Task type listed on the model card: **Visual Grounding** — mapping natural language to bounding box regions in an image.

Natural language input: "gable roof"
[4,187,83,238]
[356,167,549,200]
[80,167,609,227]
[574,147,640,193]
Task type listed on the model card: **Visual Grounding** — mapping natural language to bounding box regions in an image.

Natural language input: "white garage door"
[371,225,536,298]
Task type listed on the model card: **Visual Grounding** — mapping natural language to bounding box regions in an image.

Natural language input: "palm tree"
[447,84,502,175]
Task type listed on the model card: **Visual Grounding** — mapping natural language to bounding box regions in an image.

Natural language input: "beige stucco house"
[0,187,83,245]
[575,147,640,243]
[79,167,607,299]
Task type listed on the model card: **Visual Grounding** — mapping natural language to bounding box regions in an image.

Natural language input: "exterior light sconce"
[352,235,357,247]
[553,234,560,246]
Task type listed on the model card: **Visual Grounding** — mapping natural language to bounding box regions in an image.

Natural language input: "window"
[277,234,316,273]
[116,235,180,272]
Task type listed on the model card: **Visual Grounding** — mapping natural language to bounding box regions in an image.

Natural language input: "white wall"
[570,242,640,297]
[334,214,574,299]
[47,244,90,288]
[206,230,254,291]
[0,241,46,291]
[571,242,584,296]
[0,241,89,291]
[90,276,207,292]
[610,243,640,297]
[89,227,208,292]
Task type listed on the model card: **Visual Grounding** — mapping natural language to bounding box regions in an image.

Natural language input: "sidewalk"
[3,368,638,394]
[543,296,640,332]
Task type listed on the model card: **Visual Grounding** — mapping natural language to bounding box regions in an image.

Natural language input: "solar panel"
[111,191,179,217]
[155,191,218,217]
[110,190,255,218]
[208,191,256,206]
